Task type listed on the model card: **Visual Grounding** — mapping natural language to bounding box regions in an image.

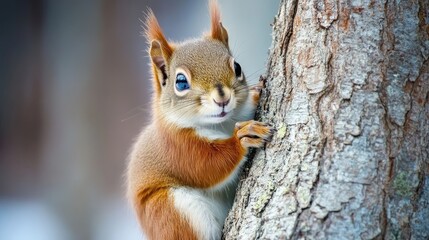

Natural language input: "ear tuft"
[210,0,229,47]
[144,10,173,95]
[144,9,173,60]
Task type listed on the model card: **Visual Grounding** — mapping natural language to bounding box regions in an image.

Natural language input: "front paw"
[235,120,274,149]
[249,80,264,103]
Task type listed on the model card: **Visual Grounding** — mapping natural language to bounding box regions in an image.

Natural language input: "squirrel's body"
[128,121,245,239]
[126,1,272,239]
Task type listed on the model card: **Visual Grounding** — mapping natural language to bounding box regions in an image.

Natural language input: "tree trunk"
[223,0,429,239]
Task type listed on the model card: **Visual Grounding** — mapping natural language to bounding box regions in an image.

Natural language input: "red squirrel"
[126,1,273,239]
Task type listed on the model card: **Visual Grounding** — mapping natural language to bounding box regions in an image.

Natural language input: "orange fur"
[135,187,198,240]
[159,122,246,188]
[252,91,260,103]
[250,81,263,104]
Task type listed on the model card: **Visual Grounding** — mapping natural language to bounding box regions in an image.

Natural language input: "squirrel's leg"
[136,188,198,240]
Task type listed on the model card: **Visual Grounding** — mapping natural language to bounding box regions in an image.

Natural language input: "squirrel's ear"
[145,10,174,93]
[149,40,170,94]
[209,0,229,47]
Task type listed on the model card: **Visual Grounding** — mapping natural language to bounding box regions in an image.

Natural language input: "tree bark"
[223,0,429,239]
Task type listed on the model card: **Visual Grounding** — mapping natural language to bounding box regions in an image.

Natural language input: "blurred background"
[0,0,278,239]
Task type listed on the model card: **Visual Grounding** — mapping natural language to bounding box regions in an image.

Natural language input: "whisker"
[120,103,152,123]
[245,67,265,79]
[121,109,146,123]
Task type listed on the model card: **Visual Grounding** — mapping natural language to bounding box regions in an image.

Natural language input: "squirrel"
[126,1,273,239]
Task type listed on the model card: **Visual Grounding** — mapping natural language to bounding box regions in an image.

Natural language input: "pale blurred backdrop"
[0,0,279,239]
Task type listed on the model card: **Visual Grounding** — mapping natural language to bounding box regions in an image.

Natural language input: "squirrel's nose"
[212,83,231,107]
[213,98,230,107]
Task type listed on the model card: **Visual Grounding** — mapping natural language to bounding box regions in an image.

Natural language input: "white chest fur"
[170,157,245,240]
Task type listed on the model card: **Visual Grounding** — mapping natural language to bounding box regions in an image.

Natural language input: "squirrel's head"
[145,0,249,128]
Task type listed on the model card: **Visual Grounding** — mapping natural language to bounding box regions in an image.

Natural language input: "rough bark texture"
[223,0,429,239]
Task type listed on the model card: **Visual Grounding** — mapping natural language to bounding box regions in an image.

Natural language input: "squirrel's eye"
[175,73,190,91]
[234,61,242,78]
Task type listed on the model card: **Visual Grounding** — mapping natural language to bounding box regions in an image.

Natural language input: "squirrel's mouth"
[210,110,230,118]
